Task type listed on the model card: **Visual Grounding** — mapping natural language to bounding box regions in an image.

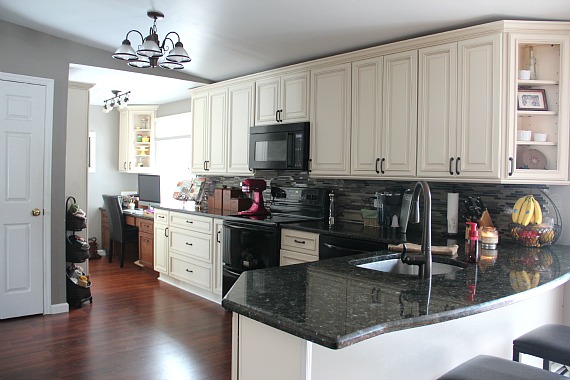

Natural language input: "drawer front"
[137,218,154,234]
[169,254,211,290]
[169,227,212,262]
[280,249,319,266]
[154,209,169,224]
[170,212,212,233]
[281,229,319,256]
[124,214,136,226]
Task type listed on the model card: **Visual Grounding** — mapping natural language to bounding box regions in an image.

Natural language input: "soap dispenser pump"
[466,222,479,263]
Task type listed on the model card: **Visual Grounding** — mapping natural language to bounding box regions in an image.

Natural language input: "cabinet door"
[505,33,569,183]
[208,88,228,173]
[382,50,418,177]
[191,93,209,173]
[255,77,280,125]
[213,220,223,295]
[118,110,130,172]
[153,223,168,274]
[281,71,310,122]
[351,57,383,176]
[227,82,254,174]
[309,63,352,176]
[457,34,502,179]
[417,43,458,177]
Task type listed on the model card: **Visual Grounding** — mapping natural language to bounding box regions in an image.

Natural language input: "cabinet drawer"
[281,229,319,256]
[280,249,319,266]
[124,214,136,226]
[170,212,213,233]
[169,227,212,262]
[169,254,211,290]
[136,218,154,234]
[154,209,169,224]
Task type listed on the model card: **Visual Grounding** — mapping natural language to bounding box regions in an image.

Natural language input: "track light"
[102,90,130,113]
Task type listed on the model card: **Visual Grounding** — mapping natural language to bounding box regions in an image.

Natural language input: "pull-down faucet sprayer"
[400,180,432,279]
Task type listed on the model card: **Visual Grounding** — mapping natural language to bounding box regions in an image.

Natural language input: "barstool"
[513,324,570,375]
[438,355,565,380]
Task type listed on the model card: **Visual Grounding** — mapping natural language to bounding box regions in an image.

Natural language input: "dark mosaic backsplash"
[201,173,557,240]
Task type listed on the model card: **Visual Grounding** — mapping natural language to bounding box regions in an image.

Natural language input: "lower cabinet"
[137,217,154,269]
[280,229,319,266]
[100,209,109,252]
[153,211,169,274]
[169,253,212,289]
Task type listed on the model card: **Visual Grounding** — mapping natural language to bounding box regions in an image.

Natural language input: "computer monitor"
[138,174,161,209]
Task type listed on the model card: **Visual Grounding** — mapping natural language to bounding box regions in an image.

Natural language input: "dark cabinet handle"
[203,161,207,171]
[128,162,132,171]
[217,230,221,243]
[380,158,385,174]
[185,242,193,246]
[275,110,280,122]
[123,161,127,170]
[186,220,194,224]
[449,157,455,175]
[508,157,514,176]
[185,269,193,273]
[455,156,461,175]
[308,158,312,173]
[164,227,169,238]
[375,158,380,174]
[293,239,306,244]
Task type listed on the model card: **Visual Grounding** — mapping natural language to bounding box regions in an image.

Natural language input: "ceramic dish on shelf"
[521,149,547,169]
[533,133,547,142]
[517,130,532,141]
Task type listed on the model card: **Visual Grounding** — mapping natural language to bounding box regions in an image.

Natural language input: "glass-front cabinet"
[118,105,158,173]
[506,33,570,183]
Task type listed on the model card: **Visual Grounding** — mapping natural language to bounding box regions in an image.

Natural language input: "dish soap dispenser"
[466,222,479,263]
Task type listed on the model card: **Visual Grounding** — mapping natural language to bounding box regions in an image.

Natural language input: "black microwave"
[249,122,310,171]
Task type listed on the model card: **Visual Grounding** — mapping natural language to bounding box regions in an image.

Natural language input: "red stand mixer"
[238,179,269,216]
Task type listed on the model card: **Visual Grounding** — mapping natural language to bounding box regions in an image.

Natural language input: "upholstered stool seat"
[513,324,570,373]
[438,355,565,380]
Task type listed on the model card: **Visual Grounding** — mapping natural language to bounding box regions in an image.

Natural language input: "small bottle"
[328,192,336,227]
[528,47,537,80]
[466,222,479,263]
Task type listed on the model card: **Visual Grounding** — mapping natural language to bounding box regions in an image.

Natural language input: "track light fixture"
[112,10,191,70]
[103,90,130,113]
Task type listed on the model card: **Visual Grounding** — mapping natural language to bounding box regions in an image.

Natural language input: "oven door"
[222,220,280,297]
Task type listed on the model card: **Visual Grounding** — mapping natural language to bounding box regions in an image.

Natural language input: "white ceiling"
[1,0,570,106]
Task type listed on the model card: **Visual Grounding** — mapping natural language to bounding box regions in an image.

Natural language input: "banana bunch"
[509,270,540,292]
[511,195,542,226]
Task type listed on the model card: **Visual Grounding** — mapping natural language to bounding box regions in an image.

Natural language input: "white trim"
[50,303,69,314]
[0,72,55,315]
[157,274,222,304]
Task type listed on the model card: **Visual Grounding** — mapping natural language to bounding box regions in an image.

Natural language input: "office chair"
[102,194,138,268]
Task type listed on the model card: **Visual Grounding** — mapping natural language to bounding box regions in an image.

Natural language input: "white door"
[0,78,48,319]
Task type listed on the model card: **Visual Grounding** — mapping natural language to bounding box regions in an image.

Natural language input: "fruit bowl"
[509,223,556,247]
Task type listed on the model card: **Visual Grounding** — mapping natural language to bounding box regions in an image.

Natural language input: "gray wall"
[0,19,200,305]
[87,106,138,246]
[156,98,192,118]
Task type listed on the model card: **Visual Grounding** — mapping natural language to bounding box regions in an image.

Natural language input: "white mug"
[519,70,531,80]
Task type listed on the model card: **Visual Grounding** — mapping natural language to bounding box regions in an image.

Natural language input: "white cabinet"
[255,71,309,125]
[280,229,319,266]
[505,33,570,183]
[213,219,224,295]
[381,50,418,177]
[227,82,254,174]
[191,88,227,173]
[153,209,169,274]
[191,82,253,175]
[417,34,502,179]
[309,63,352,176]
[118,106,158,173]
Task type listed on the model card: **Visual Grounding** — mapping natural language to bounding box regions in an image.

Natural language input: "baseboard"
[49,302,69,314]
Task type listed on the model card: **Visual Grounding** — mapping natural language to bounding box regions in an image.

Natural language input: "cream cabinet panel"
[381,50,417,177]
[191,92,208,173]
[280,249,318,266]
[118,106,158,173]
[227,82,254,174]
[255,71,309,125]
[169,253,212,290]
[505,33,570,183]
[351,57,383,176]
[417,43,458,177]
[456,34,502,179]
[280,229,319,266]
[169,227,212,263]
[213,219,224,295]
[169,212,213,233]
[153,211,169,274]
[208,88,228,173]
[309,63,352,176]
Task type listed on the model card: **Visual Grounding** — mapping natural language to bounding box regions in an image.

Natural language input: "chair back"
[102,194,126,243]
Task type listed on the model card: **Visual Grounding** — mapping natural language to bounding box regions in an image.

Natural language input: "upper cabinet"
[118,105,158,173]
[504,33,570,183]
[255,70,310,125]
[418,34,502,179]
[309,63,352,176]
[191,81,254,175]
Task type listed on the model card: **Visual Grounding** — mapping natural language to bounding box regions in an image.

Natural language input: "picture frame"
[517,88,548,111]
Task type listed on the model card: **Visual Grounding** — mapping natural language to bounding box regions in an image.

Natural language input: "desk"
[100,208,155,270]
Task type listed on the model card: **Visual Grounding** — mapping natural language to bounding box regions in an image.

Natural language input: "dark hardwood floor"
[0,256,232,380]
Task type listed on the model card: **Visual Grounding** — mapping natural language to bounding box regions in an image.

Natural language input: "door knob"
[32,208,41,216]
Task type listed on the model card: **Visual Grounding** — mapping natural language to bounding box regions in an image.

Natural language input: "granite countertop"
[222,243,570,349]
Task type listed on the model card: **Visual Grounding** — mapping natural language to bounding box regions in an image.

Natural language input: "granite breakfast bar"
[222,243,570,379]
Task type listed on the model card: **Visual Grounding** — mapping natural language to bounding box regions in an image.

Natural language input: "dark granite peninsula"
[223,243,570,379]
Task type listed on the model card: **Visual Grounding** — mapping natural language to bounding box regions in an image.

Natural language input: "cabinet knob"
[185,242,193,246]
[380,158,385,174]
[508,157,514,176]
[375,158,380,174]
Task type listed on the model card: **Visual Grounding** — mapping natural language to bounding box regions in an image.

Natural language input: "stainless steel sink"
[357,259,465,276]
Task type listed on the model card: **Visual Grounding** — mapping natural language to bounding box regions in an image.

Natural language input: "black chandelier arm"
[162,31,182,45]
[124,29,145,44]
[160,36,177,51]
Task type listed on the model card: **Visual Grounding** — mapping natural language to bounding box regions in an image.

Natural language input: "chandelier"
[103,90,130,113]
[112,11,191,70]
